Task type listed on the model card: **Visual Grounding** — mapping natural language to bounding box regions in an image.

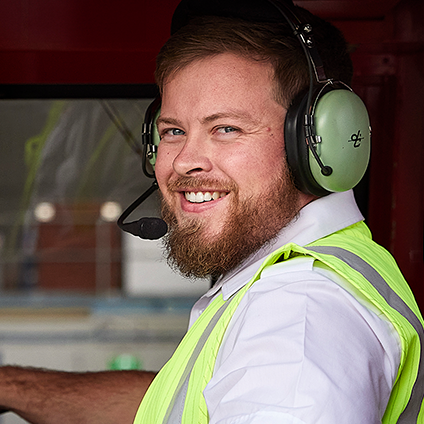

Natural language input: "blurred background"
[0,0,423,422]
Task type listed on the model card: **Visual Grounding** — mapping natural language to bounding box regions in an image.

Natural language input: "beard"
[161,165,300,279]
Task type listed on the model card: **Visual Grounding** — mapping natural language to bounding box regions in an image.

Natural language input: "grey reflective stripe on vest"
[163,299,233,424]
[308,246,424,423]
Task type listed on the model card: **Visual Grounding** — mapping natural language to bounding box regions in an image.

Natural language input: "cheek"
[224,146,285,191]
[155,148,174,186]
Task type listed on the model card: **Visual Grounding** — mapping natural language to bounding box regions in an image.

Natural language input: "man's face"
[155,53,304,277]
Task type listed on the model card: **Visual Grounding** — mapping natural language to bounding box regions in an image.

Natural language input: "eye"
[168,128,185,136]
[160,128,185,139]
[216,126,238,134]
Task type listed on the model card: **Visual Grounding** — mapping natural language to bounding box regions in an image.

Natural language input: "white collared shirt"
[189,191,401,424]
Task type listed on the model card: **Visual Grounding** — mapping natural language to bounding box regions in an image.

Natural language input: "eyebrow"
[156,116,182,127]
[156,111,259,127]
[201,111,257,125]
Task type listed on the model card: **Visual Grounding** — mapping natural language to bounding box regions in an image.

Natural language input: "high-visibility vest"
[134,221,424,423]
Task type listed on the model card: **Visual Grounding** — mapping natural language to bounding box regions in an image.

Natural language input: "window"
[0,92,209,299]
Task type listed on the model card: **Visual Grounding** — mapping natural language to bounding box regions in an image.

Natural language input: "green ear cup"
[310,89,371,192]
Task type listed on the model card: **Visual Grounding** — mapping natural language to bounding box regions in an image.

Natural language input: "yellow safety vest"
[134,221,424,423]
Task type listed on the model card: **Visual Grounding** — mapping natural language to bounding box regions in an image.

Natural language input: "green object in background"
[108,354,143,370]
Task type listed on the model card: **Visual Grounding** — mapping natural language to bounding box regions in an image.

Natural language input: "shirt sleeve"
[203,256,401,424]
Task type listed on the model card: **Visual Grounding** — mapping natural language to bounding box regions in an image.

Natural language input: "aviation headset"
[141,0,371,198]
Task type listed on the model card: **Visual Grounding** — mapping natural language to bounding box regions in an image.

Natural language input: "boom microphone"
[117,181,168,240]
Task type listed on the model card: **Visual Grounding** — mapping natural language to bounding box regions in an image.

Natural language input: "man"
[0,0,423,423]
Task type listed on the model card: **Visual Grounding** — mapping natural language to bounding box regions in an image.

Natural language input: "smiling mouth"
[184,191,228,203]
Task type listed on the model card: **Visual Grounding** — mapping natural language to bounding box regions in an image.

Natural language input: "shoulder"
[216,255,400,391]
[230,256,400,353]
[206,256,400,423]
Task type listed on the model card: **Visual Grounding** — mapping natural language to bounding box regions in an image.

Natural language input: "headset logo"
[349,130,364,148]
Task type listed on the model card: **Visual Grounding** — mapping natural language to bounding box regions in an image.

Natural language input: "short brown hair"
[155,7,353,109]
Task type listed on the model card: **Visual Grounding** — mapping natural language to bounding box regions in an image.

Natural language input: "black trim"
[0,84,159,99]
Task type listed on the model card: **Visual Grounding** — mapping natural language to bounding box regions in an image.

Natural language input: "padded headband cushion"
[171,0,295,34]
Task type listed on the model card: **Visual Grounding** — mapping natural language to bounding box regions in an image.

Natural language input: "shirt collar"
[203,190,364,301]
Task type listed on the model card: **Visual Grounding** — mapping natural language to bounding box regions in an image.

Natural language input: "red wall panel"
[0,0,180,84]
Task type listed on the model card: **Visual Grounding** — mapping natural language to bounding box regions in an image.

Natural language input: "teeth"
[185,191,227,203]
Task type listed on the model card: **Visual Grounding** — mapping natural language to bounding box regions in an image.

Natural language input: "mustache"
[166,176,237,193]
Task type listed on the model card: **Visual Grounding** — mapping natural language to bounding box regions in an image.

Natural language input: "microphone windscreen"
[138,217,168,240]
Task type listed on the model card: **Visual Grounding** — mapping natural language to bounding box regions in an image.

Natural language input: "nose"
[172,136,213,177]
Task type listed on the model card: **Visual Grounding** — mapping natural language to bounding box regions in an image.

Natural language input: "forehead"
[161,53,279,114]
